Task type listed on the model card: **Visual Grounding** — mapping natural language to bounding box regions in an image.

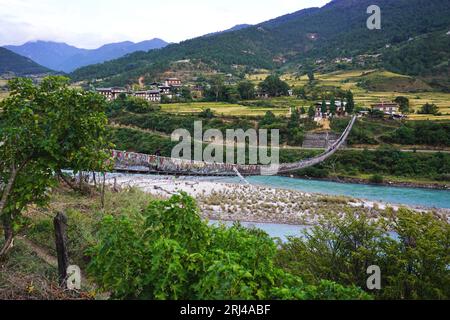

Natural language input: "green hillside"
[70,0,450,87]
[0,47,50,75]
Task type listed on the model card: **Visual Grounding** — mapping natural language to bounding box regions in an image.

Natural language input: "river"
[219,176,450,209]
[102,172,449,241]
[209,220,399,243]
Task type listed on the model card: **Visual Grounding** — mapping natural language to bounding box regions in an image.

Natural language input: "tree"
[199,108,215,119]
[330,97,337,115]
[237,81,255,100]
[418,103,439,115]
[307,71,315,83]
[277,209,450,300]
[294,86,307,99]
[288,108,301,129]
[223,85,240,103]
[209,75,225,102]
[124,96,155,114]
[346,90,355,114]
[394,96,410,114]
[370,109,385,119]
[321,99,327,115]
[308,106,316,119]
[260,111,277,126]
[260,75,290,97]
[180,87,192,101]
[0,76,111,256]
[383,209,450,300]
[300,107,306,115]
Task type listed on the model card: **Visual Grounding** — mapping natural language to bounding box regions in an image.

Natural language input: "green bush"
[87,193,370,300]
[370,174,384,184]
[276,210,450,300]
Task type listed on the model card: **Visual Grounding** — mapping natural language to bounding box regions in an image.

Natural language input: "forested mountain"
[70,0,450,87]
[203,24,252,37]
[4,39,168,73]
[0,47,51,75]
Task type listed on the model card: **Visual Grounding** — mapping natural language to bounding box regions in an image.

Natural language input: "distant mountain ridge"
[4,38,168,73]
[203,24,252,37]
[0,47,50,75]
[69,0,450,89]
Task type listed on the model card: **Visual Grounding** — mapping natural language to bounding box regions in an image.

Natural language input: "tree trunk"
[101,173,106,209]
[54,213,69,287]
[57,170,78,191]
[0,214,14,257]
[0,164,18,257]
[78,172,83,190]
[113,177,118,192]
[0,164,17,218]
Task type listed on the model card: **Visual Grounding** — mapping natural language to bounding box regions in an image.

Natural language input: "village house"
[191,85,205,99]
[164,78,182,87]
[134,90,161,102]
[371,102,400,115]
[315,101,347,118]
[255,91,269,99]
[96,87,128,101]
[158,85,172,96]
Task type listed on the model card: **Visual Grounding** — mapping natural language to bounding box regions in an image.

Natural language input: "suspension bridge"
[112,116,357,177]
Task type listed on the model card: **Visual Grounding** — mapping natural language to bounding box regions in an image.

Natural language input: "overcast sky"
[0,0,331,49]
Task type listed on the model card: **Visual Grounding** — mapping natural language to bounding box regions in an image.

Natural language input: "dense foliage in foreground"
[0,77,110,256]
[88,193,450,300]
[277,209,450,300]
[88,193,369,300]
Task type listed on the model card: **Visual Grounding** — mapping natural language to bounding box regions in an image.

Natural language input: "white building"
[96,87,127,101]
[134,90,161,102]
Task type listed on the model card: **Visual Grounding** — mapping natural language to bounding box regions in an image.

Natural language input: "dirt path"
[16,236,100,295]
[17,236,58,267]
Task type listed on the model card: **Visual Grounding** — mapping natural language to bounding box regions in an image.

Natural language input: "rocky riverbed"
[105,174,450,226]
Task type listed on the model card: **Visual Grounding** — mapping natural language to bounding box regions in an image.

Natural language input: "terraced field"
[0,79,9,101]
[0,91,8,101]
[160,101,291,117]
[279,70,450,119]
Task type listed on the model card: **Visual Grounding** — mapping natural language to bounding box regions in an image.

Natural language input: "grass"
[0,185,158,300]
[0,241,61,300]
[0,91,8,101]
[161,101,291,117]
[25,186,156,268]
[330,172,450,188]
[278,69,450,119]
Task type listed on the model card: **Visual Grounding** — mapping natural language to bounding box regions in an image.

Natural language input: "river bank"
[285,173,450,190]
[104,174,450,227]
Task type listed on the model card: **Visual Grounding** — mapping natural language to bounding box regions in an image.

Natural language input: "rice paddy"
[160,101,291,117]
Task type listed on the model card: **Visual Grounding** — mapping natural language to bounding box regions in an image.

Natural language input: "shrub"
[87,193,370,300]
[417,103,439,115]
[370,174,384,184]
[276,210,450,300]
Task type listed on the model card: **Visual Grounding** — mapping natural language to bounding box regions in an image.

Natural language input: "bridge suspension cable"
[112,116,357,177]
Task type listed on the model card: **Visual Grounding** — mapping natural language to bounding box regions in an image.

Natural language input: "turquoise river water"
[220,176,450,209]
